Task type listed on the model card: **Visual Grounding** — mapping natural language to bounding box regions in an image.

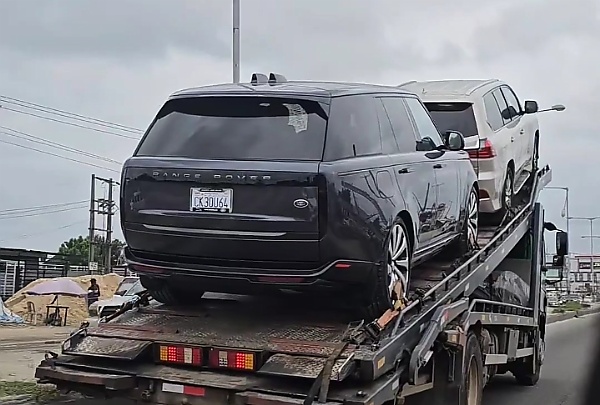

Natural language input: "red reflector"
[162,382,206,397]
[158,344,202,365]
[478,189,489,199]
[208,348,256,371]
[334,263,351,269]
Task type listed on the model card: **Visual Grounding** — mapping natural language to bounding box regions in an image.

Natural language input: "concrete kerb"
[547,305,600,324]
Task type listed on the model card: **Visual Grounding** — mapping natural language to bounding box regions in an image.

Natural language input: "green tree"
[57,235,125,268]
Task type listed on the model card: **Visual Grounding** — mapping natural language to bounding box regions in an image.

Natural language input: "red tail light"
[467,139,496,159]
[158,344,202,366]
[208,348,257,371]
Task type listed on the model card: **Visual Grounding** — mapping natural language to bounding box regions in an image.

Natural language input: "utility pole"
[88,174,96,270]
[106,180,114,274]
[89,175,118,274]
[233,0,240,83]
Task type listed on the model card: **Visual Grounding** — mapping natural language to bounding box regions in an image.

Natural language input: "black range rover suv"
[121,73,479,317]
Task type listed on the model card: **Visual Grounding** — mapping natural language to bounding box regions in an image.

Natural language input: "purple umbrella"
[26,279,87,297]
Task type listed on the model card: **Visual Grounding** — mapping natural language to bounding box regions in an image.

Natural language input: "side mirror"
[445,130,465,151]
[556,231,568,257]
[524,100,539,114]
[501,106,518,120]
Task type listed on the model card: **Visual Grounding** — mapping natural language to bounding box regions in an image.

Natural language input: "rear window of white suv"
[424,102,478,138]
[135,96,329,161]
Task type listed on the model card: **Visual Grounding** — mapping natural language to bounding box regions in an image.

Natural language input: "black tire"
[446,185,479,258]
[362,217,412,319]
[140,275,204,306]
[459,331,484,405]
[512,335,543,386]
[493,166,514,224]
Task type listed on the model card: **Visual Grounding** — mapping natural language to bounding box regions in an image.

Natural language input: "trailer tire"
[512,338,543,386]
[460,331,484,405]
[140,275,204,306]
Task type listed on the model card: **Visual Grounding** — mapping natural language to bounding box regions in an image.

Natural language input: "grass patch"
[0,381,60,402]
[551,300,584,313]
[563,300,583,311]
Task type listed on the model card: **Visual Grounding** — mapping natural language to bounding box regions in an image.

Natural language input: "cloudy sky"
[0,0,598,256]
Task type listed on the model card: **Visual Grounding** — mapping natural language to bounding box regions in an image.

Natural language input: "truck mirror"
[556,231,568,257]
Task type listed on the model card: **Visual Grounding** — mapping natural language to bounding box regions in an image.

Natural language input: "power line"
[0,105,141,140]
[0,95,144,134]
[0,220,88,245]
[0,126,122,166]
[0,200,88,215]
[0,137,120,173]
[0,204,88,220]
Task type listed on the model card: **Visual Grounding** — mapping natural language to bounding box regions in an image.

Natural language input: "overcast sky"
[0,0,598,256]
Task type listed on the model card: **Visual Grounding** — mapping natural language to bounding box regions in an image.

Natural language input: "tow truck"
[35,164,568,405]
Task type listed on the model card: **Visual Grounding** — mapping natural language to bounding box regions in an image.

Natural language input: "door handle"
[520,129,525,135]
[511,136,514,142]
[433,164,443,169]
[398,168,411,174]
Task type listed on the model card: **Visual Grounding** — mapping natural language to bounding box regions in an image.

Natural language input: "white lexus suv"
[399,79,543,218]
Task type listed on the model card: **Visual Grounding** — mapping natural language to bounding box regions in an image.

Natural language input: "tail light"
[467,139,496,159]
[208,348,257,371]
[158,344,202,366]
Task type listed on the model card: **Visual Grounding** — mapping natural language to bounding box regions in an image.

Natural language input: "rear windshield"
[135,96,328,161]
[424,102,478,138]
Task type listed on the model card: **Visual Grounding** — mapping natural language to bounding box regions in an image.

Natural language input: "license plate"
[190,188,233,213]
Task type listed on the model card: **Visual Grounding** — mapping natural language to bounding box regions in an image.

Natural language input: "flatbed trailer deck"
[35,165,567,405]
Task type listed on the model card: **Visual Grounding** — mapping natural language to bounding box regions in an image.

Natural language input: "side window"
[403,97,444,147]
[379,97,418,153]
[324,95,382,160]
[501,86,521,120]
[374,98,400,154]
[483,92,504,131]
[492,88,510,126]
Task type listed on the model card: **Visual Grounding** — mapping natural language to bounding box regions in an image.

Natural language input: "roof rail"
[250,73,269,85]
[466,79,499,95]
[397,80,417,88]
[268,73,287,84]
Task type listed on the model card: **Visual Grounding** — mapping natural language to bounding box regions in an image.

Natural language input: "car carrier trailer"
[35,165,568,405]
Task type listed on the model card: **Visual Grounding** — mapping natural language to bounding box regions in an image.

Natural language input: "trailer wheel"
[460,331,484,405]
[140,275,204,306]
[512,337,543,386]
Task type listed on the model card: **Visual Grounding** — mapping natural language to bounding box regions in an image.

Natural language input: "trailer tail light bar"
[208,348,256,371]
[158,344,202,366]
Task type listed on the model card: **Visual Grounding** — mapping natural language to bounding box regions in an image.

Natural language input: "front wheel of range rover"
[139,275,204,306]
[363,218,412,319]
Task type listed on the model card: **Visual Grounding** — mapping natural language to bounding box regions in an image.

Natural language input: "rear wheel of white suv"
[495,167,514,223]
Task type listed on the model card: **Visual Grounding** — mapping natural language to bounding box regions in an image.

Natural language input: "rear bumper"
[125,247,376,289]
[35,361,346,405]
[474,158,504,213]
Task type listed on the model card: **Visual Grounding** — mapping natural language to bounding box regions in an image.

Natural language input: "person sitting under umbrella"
[87,278,101,307]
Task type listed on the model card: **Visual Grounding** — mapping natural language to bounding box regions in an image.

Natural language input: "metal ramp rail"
[346,165,551,382]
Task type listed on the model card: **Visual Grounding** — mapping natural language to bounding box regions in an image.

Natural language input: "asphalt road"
[484,312,600,405]
[6,313,598,405]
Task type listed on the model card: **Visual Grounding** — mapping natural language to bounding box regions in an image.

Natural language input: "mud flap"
[404,346,463,405]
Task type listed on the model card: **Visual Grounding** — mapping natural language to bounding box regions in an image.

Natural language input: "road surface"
[3,314,598,405]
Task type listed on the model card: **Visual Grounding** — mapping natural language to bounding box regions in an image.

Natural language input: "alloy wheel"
[387,223,410,300]
[467,189,479,250]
